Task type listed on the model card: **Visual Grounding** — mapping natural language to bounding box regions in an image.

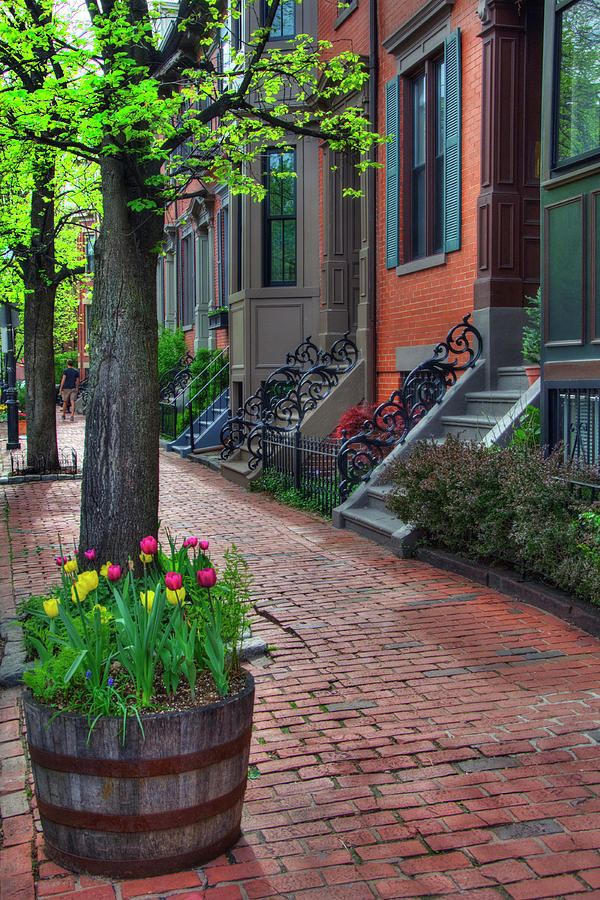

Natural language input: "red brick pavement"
[3,416,600,898]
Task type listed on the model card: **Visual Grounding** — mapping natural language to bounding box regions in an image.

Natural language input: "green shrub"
[158,328,187,380]
[510,405,540,450]
[249,468,325,515]
[387,435,600,604]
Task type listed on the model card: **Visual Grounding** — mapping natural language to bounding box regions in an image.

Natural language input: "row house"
[158,0,600,465]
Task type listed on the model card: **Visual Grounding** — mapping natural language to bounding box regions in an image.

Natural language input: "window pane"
[283,220,296,282]
[265,148,296,284]
[412,166,426,259]
[556,0,600,163]
[434,60,446,254]
[270,0,295,38]
[413,75,426,167]
[270,219,283,283]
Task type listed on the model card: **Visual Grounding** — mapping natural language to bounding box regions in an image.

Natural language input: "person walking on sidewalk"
[59,360,80,422]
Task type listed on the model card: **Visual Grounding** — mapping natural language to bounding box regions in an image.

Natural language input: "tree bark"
[23,152,59,474]
[79,156,164,566]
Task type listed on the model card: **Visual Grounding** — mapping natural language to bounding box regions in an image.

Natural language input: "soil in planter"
[150,667,246,712]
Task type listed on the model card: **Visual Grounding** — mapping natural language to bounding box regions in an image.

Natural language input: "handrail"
[159,348,229,442]
[337,314,483,501]
[158,350,194,394]
[172,346,229,404]
[246,333,359,469]
[219,336,322,458]
[220,333,359,462]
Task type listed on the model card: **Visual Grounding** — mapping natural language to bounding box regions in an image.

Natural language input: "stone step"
[364,482,395,513]
[495,366,530,392]
[464,391,521,416]
[341,504,412,556]
[440,414,500,440]
[220,457,258,487]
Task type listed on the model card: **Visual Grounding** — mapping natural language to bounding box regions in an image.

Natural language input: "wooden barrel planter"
[23,672,255,878]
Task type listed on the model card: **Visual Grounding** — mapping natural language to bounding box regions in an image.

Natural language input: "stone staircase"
[332,364,540,554]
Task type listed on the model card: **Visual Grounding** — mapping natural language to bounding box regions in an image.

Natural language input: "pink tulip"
[165,571,183,591]
[183,537,198,548]
[199,540,209,551]
[197,567,217,588]
[107,564,122,582]
[140,536,158,556]
[55,555,67,566]
[84,549,96,562]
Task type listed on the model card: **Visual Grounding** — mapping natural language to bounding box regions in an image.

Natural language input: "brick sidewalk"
[3,418,600,899]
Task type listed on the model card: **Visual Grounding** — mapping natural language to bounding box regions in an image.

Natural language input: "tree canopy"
[0,0,381,564]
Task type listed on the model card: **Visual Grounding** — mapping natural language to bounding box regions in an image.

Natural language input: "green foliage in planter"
[158,328,187,380]
[387,435,600,604]
[24,645,85,707]
[522,288,542,365]
[19,536,253,730]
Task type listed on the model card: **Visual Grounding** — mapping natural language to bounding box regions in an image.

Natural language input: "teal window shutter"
[385,76,400,268]
[444,29,461,253]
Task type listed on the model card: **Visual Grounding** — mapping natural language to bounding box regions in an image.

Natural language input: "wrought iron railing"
[546,383,600,470]
[259,432,342,518]
[220,332,358,463]
[337,314,483,501]
[10,447,78,477]
[159,350,195,403]
[160,348,229,442]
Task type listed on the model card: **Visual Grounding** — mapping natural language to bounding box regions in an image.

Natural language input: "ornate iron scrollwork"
[159,350,195,402]
[220,333,359,461]
[337,315,483,501]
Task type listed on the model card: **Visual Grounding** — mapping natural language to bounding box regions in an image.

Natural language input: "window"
[216,205,229,305]
[263,0,295,39]
[85,234,95,274]
[554,0,600,167]
[180,233,195,326]
[264,149,297,286]
[410,60,445,259]
[385,29,461,268]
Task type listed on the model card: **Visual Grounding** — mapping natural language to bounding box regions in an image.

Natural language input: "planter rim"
[23,669,254,725]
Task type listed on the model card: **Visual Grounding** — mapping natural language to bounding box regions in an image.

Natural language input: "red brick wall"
[215,327,229,351]
[319,0,482,405]
[375,0,481,402]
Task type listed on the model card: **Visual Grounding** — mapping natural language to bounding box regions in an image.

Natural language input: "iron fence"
[261,429,342,517]
[10,447,77,476]
[546,383,600,469]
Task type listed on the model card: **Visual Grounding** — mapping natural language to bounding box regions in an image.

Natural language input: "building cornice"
[382,0,455,54]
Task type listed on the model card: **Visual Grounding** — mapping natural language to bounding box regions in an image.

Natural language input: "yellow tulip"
[166,587,186,605]
[79,570,99,591]
[63,560,77,574]
[71,580,89,603]
[100,562,112,577]
[140,590,155,612]
[139,552,153,564]
[43,598,60,618]
[92,604,110,624]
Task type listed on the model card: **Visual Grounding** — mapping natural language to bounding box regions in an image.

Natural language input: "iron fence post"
[294,430,301,491]
[188,400,195,453]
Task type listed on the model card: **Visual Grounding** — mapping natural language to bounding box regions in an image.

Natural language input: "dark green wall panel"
[545,196,584,344]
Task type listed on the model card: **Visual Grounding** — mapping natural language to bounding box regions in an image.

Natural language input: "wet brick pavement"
[2,414,600,899]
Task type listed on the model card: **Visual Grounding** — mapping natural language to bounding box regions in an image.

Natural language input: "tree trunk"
[23,153,59,473]
[79,156,163,567]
